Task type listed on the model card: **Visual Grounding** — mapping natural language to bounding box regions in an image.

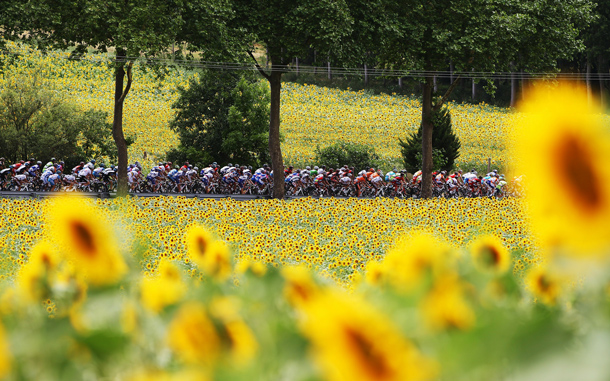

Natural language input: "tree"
[377,0,595,198]
[399,105,460,173]
[168,71,270,167]
[9,0,233,194]
[232,0,354,198]
[0,74,115,167]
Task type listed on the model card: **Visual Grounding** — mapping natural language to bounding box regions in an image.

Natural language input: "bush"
[399,105,461,173]
[314,141,380,170]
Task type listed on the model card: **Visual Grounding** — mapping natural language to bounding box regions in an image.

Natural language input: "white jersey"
[78,167,92,177]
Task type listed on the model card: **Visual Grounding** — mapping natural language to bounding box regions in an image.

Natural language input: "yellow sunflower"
[527,266,563,305]
[470,235,511,274]
[185,225,213,267]
[300,289,437,381]
[167,302,220,366]
[514,82,610,255]
[48,196,127,286]
[382,231,453,292]
[420,273,476,331]
[140,260,186,313]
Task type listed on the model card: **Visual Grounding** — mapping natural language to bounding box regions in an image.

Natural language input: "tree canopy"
[168,71,270,168]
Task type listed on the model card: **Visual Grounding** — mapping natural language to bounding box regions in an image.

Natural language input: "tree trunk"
[420,75,434,199]
[433,75,437,93]
[598,55,605,109]
[268,68,285,199]
[510,62,517,107]
[450,62,454,84]
[471,69,476,101]
[586,58,592,107]
[113,62,132,196]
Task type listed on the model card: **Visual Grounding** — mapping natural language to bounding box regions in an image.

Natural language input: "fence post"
[487,158,491,173]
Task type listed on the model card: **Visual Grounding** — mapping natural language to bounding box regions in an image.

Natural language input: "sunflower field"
[0,41,517,171]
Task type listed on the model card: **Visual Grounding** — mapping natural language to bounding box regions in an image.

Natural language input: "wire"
[1,47,604,81]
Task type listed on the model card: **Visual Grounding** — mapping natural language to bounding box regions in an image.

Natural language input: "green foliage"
[315,141,380,170]
[0,74,115,168]
[169,71,270,167]
[399,105,460,173]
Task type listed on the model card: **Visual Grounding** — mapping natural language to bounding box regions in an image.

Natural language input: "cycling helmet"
[111,165,115,170]
[100,163,106,168]
[37,161,42,166]
[314,166,319,170]
[194,167,199,171]
[24,162,30,167]
[306,166,311,170]
[358,170,366,176]
[51,157,56,162]
[90,159,96,164]
[228,163,233,167]
[174,165,179,169]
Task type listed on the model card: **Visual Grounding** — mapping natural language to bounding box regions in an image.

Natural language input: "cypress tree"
[399,105,461,173]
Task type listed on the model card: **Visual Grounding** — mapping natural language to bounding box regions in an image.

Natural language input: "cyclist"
[43,158,56,172]
[41,166,56,190]
[77,163,94,188]
[48,170,62,191]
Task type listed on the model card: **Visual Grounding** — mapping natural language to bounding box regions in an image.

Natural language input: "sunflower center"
[558,134,601,211]
[196,236,207,255]
[537,275,551,292]
[344,327,391,378]
[71,221,96,256]
[482,246,500,267]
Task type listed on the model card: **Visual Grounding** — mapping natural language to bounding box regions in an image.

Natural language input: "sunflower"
[420,273,475,331]
[209,297,258,366]
[300,290,437,381]
[48,196,127,286]
[16,241,58,303]
[167,302,220,366]
[470,235,511,274]
[527,267,562,305]
[185,225,213,267]
[514,82,610,255]
[282,266,321,309]
[382,231,453,292]
[140,260,186,313]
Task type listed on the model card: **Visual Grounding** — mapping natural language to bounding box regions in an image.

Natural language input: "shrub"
[314,141,380,170]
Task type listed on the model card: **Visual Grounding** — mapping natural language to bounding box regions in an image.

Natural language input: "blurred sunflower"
[140,260,186,313]
[515,82,610,255]
[420,273,475,331]
[382,231,453,292]
[185,225,213,267]
[167,302,220,366]
[49,196,127,286]
[527,266,562,305]
[470,235,511,274]
[300,290,437,381]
